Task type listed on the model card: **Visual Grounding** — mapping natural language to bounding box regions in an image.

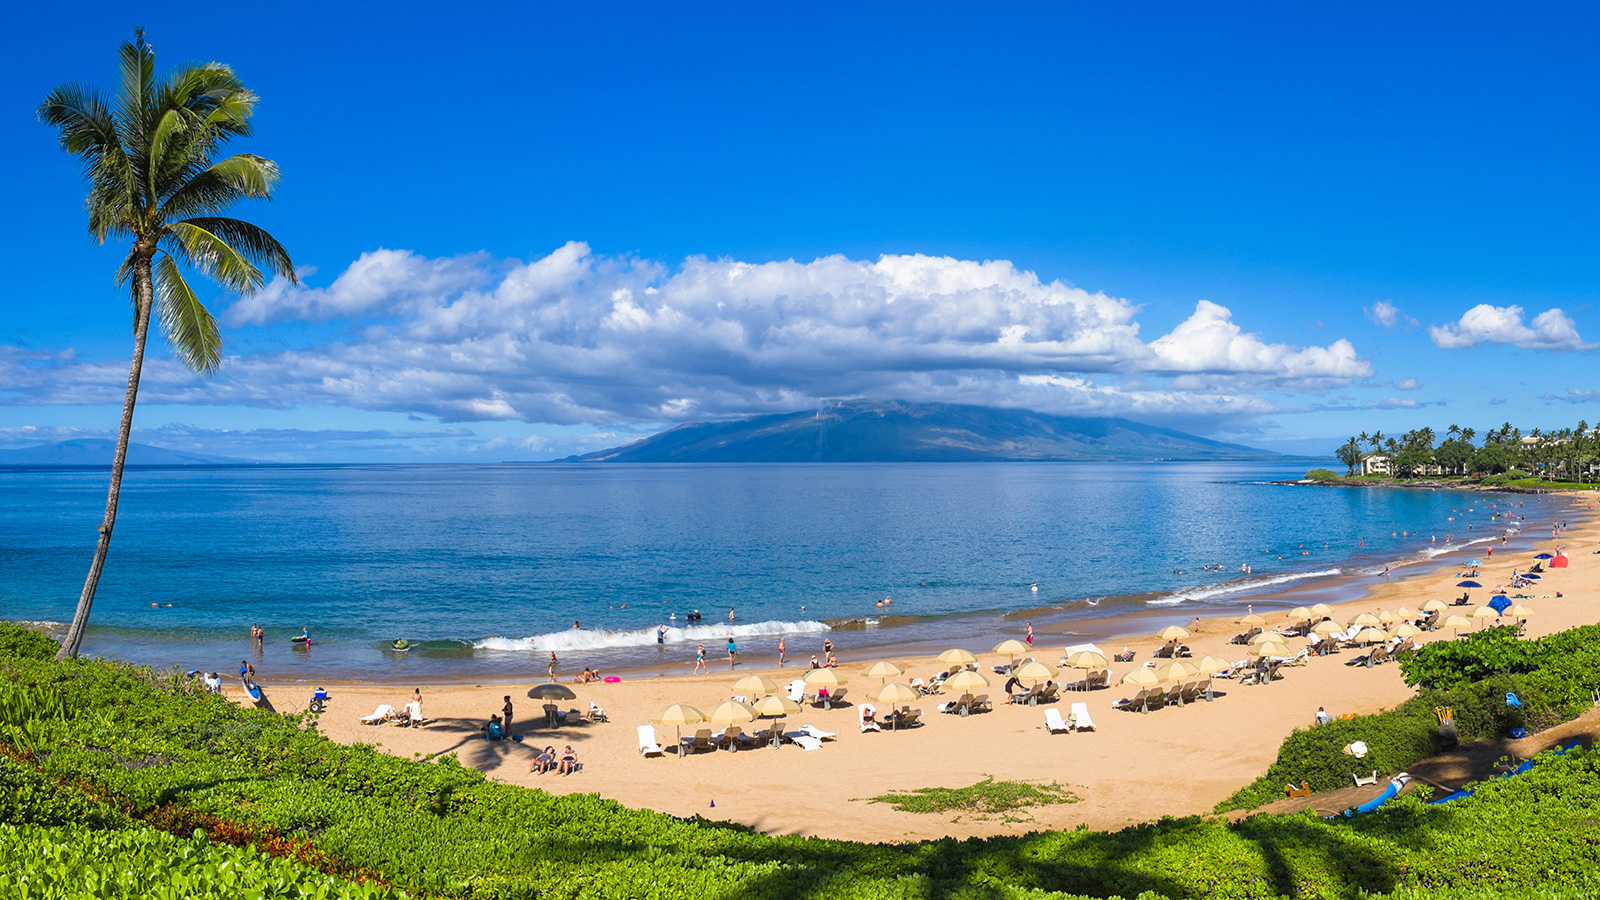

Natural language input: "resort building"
[1361,454,1392,476]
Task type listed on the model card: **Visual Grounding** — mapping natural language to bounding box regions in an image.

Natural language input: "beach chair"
[1364,645,1391,668]
[1230,627,1261,645]
[937,700,959,714]
[1112,689,1149,713]
[717,725,748,751]
[637,725,665,757]
[360,704,395,725]
[1044,708,1071,734]
[910,677,931,695]
[782,730,824,751]
[1035,683,1060,704]
[766,719,787,749]
[786,680,807,703]
[588,702,608,722]
[1352,770,1379,787]
[1285,649,1310,667]
[1113,650,1136,663]
[1285,781,1311,798]
[1179,683,1200,705]
[826,687,848,709]
[749,724,774,747]
[1090,670,1111,690]
[971,694,991,713]
[797,724,836,741]
[859,704,881,733]
[898,709,923,728]
[1009,688,1033,705]
[681,729,714,755]
[1069,702,1096,732]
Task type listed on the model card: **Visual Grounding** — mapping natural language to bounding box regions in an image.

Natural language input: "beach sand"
[236,506,1598,842]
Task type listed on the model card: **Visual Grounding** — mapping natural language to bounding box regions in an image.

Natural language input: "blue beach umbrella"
[1534,553,1554,560]
[1488,596,1512,615]
[1456,581,1481,588]
[1468,559,1483,567]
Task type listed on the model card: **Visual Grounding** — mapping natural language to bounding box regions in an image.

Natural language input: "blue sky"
[2,3,1597,461]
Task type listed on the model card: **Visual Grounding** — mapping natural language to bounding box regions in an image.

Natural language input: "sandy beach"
[236,497,1598,842]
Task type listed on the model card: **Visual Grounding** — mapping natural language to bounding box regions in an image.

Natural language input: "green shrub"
[1304,469,1344,482]
[0,622,59,660]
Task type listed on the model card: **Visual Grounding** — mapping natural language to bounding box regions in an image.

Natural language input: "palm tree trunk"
[57,255,155,660]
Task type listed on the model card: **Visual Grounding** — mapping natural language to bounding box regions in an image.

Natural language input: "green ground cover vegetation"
[865,778,1078,817]
[3,620,1600,899]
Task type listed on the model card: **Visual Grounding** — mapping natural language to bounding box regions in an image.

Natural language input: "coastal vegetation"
[5,622,1600,900]
[864,778,1078,817]
[37,31,296,659]
[1329,423,1598,485]
[1218,624,1600,812]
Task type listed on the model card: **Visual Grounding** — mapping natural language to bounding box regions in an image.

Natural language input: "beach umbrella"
[528,684,577,700]
[1248,630,1285,645]
[1421,598,1448,612]
[1310,603,1335,616]
[1062,649,1108,670]
[1120,666,1161,687]
[1392,606,1416,619]
[1509,603,1535,618]
[1153,660,1199,683]
[1441,614,1473,637]
[732,675,780,697]
[1468,558,1482,566]
[650,703,706,759]
[1471,606,1499,626]
[802,668,848,687]
[1286,606,1315,621]
[1194,655,1232,675]
[869,682,920,729]
[1377,609,1400,623]
[1251,640,1292,658]
[1349,613,1381,627]
[1487,596,1513,615]
[993,640,1030,668]
[1310,619,1343,635]
[1534,553,1554,560]
[707,700,757,725]
[944,670,990,692]
[937,648,977,666]
[1154,625,1191,641]
[751,694,801,718]
[1237,613,1267,626]
[1551,555,1569,568]
[861,661,904,685]
[1013,660,1057,683]
[1350,627,1388,645]
[1456,581,1482,588]
[1392,623,1423,638]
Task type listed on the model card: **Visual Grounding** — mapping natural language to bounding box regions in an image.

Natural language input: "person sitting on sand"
[825,651,838,667]
[483,714,503,740]
[1315,707,1332,727]
[558,745,580,775]
[809,655,821,669]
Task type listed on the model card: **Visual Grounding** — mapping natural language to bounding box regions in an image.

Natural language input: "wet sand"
[237,507,1597,842]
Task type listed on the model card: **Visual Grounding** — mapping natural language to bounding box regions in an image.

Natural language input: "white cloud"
[1394,377,1422,390]
[5,244,1373,429]
[1428,304,1593,351]
[1538,389,1600,404]
[1364,300,1416,329]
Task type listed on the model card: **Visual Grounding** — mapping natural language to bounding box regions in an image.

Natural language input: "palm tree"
[38,30,295,659]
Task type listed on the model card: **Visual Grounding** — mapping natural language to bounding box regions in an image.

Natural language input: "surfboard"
[245,681,262,702]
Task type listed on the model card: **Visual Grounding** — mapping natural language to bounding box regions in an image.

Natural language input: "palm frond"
[152,254,221,374]
[159,154,280,217]
[173,217,296,284]
[113,31,156,218]
[162,220,265,294]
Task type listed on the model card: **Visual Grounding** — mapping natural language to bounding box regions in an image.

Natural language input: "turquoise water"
[0,461,1559,680]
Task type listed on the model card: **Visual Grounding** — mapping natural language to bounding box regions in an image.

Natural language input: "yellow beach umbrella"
[1251,640,1292,658]
[1441,614,1473,636]
[1286,606,1315,621]
[1155,625,1191,641]
[1120,666,1161,687]
[1421,598,1449,612]
[1153,660,1199,683]
[1193,655,1233,675]
[1349,612,1381,628]
[751,694,801,718]
[1310,603,1335,616]
[1377,609,1400,623]
[1062,649,1108,670]
[1391,623,1423,638]
[1237,613,1267,626]
[732,675,779,697]
[937,648,977,666]
[1471,605,1499,620]
[1391,606,1416,620]
[1350,626,1388,645]
[707,700,757,725]
[1310,619,1343,635]
[993,640,1030,666]
[862,660,904,685]
[1248,630,1285,645]
[649,703,706,760]
[869,682,919,705]
[1509,603,1535,618]
[944,670,990,693]
[1013,660,1057,683]
[802,667,848,687]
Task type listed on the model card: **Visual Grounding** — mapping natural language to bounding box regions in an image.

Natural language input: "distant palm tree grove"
[1330,422,1598,484]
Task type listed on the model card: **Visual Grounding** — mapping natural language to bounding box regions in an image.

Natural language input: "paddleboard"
[245,681,262,702]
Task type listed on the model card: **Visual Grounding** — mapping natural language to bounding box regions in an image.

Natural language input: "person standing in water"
[777,636,786,667]
[728,608,736,625]
[693,643,707,674]
[547,651,557,683]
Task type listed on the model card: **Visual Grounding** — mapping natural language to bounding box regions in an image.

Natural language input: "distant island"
[562,401,1273,463]
[0,439,249,467]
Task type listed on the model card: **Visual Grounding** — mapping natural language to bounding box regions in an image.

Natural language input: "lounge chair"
[897,709,923,728]
[782,730,824,751]
[1034,683,1060,704]
[717,725,748,751]
[910,678,932,695]
[1286,781,1311,798]
[1112,689,1151,713]
[1088,670,1111,690]
[1352,770,1379,787]
[1044,708,1071,734]
[859,704,881,733]
[765,719,787,749]
[826,687,848,709]
[360,704,396,725]
[937,700,960,714]
[1113,650,1136,663]
[796,724,836,741]
[1009,688,1033,705]
[680,728,714,755]
[1069,702,1096,732]
[971,694,991,712]
[785,680,807,703]
[1178,683,1200,705]
[637,725,665,757]
[1230,627,1261,645]
[1153,642,1175,659]
[587,703,608,722]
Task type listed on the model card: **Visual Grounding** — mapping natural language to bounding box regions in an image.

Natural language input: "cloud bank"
[1428,304,1593,352]
[5,243,1374,428]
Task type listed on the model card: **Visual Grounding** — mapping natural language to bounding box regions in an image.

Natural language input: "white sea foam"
[471,619,830,653]
[1148,568,1345,606]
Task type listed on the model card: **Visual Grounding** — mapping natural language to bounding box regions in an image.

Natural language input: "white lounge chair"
[360,704,395,725]
[783,731,824,751]
[637,724,665,757]
[797,724,836,741]
[859,703,881,732]
[786,680,807,702]
[1044,708,1071,734]
[1069,702,1096,732]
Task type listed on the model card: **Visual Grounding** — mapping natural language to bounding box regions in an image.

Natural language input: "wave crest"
[471,619,830,653]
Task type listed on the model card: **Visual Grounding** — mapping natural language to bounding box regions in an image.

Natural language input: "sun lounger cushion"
[1044,708,1070,734]
[637,725,664,757]
[1070,702,1096,732]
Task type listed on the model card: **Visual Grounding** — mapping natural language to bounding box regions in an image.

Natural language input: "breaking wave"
[471,619,830,653]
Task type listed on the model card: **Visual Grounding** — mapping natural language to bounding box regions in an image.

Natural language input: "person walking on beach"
[777,636,786,667]
[1025,623,1034,646]
[694,644,707,674]
[727,637,738,670]
[547,651,557,683]
[502,695,515,738]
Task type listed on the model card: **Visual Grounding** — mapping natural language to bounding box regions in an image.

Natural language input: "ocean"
[0,461,1565,682]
